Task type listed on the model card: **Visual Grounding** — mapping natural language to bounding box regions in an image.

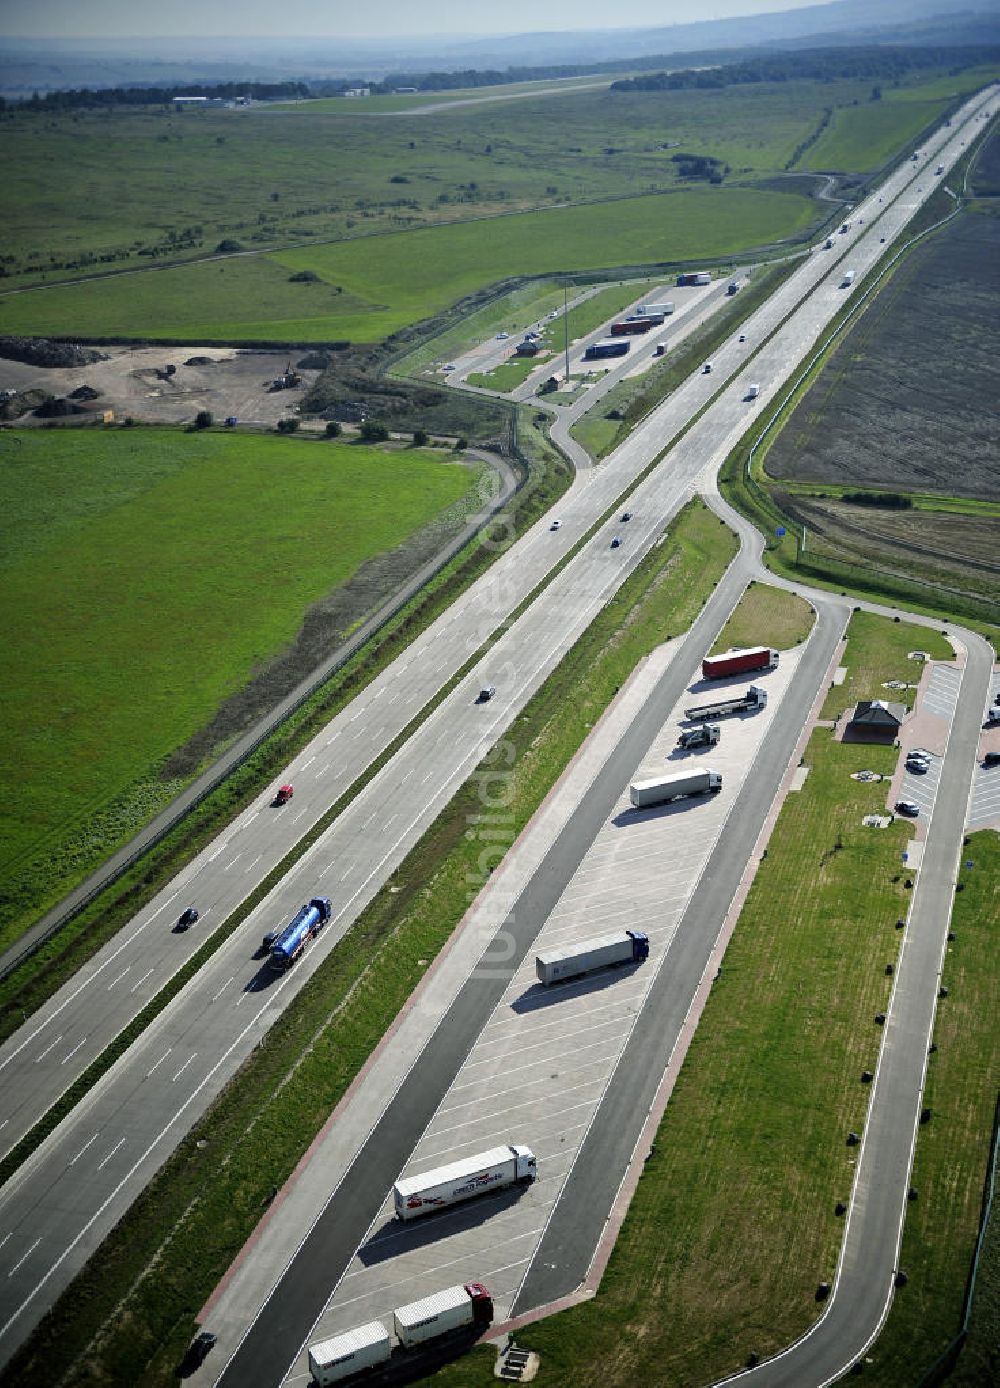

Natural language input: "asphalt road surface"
[0,84,994,1378]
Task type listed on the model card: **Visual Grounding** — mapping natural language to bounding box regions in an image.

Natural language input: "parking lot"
[287,653,802,1379]
[968,672,1000,831]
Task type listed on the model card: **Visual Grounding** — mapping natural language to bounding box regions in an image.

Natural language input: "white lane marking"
[206,840,231,863]
[212,977,235,1003]
[0,1120,6,1131]
[97,1139,126,1172]
[130,968,154,993]
[146,1050,172,1079]
[60,1038,87,1066]
[68,1134,99,1167]
[106,966,130,990]
[302,756,316,770]
[224,853,243,870]
[244,855,262,875]
[171,1055,197,1084]
[8,1240,40,1278]
[0,1234,9,1253]
[34,1036,62,1064]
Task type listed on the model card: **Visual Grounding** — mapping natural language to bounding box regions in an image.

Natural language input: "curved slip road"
[0,84,995,1373]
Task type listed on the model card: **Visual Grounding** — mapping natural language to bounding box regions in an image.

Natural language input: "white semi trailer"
[630,769,722,808]
[393,1283,494,1347]
[536,929,649,986]
[394,1144,536,1220]
[307,1322,391,1386]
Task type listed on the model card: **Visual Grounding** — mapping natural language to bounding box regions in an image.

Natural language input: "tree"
[454,436,469,451]
[276,418,300,434]
[194,410,213,429]
[412,428,429,446]
[360,421,389,442]
[324,420,342,438]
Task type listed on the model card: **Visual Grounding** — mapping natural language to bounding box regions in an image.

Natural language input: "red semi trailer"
[702,647,778,680]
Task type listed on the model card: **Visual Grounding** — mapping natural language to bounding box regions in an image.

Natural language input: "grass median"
[5,499,737,1388]
[433,611,959,1388]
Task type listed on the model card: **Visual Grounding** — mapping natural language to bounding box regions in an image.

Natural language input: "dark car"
[621,511,632,522]
[181,1331,217,1374]
[177,907,200,929]
[611,536,622,549]
[895,801,920,818]
[477,685,496,703]
[984,751,1000,768]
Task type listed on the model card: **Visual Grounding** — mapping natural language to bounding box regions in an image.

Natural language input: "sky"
[0,0,828,40]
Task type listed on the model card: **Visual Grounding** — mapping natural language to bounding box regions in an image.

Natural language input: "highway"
[0,83,995,1377]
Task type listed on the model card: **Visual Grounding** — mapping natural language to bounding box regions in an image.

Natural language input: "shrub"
[412,428,429,447]
[194,410,213,430]
[276,418,300,434]
[359,421,389,442]
[324,421,342,438]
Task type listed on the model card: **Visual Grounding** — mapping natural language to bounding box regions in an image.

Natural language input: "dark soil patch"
[33,396,86,417]
[68,383,101,400]
[765,205,1000,501]
[183,355,216,367]
[0,336,108,368]
[0,388,49,419]
[972,121,1000,197]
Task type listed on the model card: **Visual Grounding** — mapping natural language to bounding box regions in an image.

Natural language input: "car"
[906,758,930,774]
[477,685,496,703]
[983,751,1000,767]
[182,1332,217,1373]
[703,361,713,373]
[610,536,622,549]
[524,331,540,341]
[621,511,632,522]
[496,332,509,340]
[895,801,920,818]
[273,784,294,806]
[550,519,562,530]
[880,237,886,243]
[177,907,200,930]
[444,363,457,372]
[994,692,1000,705]
[738,334,746,343]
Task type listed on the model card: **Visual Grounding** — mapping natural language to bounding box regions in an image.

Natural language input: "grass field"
[0,428,482,944]
[467,354,550,391]
[0,186,818,343]
[431,612,944,1388]
[710,580,815,652]
[3,501,738,1388]
[860,830,1000,1384]
[820,610,952,720]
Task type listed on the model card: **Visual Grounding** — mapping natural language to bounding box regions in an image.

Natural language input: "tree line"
[6,80,309,112]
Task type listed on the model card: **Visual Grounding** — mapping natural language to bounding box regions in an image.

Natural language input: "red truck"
[702,646,778,680]
[609,317,658,336]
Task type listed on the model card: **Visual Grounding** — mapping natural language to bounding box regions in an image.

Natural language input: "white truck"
[394,1144,536,1220]
[841,270,855,287]
[308,1322,391,1386]
[536,929,649,986]
[745,383,761,400]
[630,769,722,808]
[637,301,674,316]
[393,1282,494,1347]
[684,684,767,721]
[677,723,720,750]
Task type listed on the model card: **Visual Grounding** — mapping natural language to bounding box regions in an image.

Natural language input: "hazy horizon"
[0,0,831,40]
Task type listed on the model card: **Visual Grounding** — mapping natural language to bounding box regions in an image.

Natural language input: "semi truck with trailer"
[677,271,712,286]
[677,723,721,750]
[610,316,659,335]
[307,1284,493,1385]
[266,897,332,969]
[584,339,630,361]
[536,929,649,986]
[702,647,778,680]
[394,1144,536,1220]
[630,769,722,808]
[684,684,767,721]
[394,1283,494,1347]
[637,301,674,316]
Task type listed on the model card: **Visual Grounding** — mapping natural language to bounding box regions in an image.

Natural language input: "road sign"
[776,526,786,537]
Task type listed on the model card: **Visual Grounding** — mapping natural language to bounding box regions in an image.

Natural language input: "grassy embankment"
[709,579,815,652]
[861,831,1000,1384]
[0,429,483,947]
[4,500,738,1388]
[570,257,799,460]
[0,187,818,344]
[430,614,958,1388]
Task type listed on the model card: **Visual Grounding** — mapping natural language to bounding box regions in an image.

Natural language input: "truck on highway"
[266,896,332,970]
[394,1144,536,1220]
[745,383,761,400]
[584,338,631,361]
[630,769,722,808]
[394,1283,494,1347]
[610,316,659,335]
[535,929,649,986]
[677,723,721,750]
[677,271,712,286]
[308,1322,392,1385]
[702,646,777,680]
[841,270,855,287]
[935,163,945,175]
[637,301,674,316]
[684,684,768,721]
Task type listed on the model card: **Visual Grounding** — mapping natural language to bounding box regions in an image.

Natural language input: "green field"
[0,429,482,939]
[0,186,817,343]
[710,580,815,651]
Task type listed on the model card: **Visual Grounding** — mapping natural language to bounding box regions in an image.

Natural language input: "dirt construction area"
[0,345,324,427]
